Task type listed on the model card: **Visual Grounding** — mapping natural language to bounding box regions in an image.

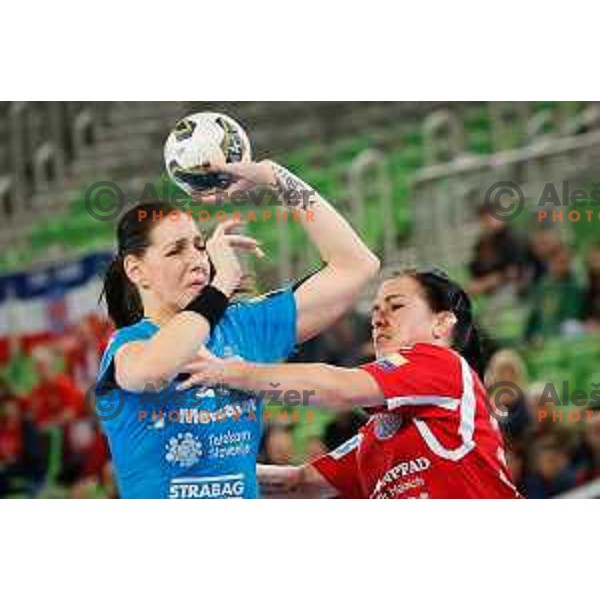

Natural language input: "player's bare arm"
[269,160,380,343]
[178,352,385,410]
[197,160,381,343]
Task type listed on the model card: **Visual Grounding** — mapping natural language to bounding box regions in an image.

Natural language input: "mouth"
[188,278,207,291]
[374,332,391,343]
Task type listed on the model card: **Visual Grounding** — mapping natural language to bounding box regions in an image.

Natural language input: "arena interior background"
[1,101,599,498]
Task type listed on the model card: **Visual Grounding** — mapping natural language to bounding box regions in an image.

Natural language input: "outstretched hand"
[176,347,243,391]
[257,464,303,498]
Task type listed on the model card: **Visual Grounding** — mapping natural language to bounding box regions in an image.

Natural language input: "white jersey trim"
[412,356,477,462]
[387,396,460,411]
[330,434,362,460]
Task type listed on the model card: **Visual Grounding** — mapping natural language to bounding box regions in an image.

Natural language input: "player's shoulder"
[377,343,460,369]
[227,287,294,312]
[103,319,157,357]
[220,287,295,330]
[364,343,464,399]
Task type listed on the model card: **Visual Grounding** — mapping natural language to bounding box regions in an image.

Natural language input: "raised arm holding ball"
[95,122,379,499]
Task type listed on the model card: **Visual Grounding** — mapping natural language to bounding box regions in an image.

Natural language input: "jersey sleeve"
[228,287,297,363]
[310,435,365,499]
[359,344,464,420]
[95,327,149,396]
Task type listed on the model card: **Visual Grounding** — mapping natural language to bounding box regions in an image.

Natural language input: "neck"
[374,337,448,360]
[140,289,179,327]
[144,304,178,327]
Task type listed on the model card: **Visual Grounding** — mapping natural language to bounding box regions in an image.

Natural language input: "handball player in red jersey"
[178,269,521,499]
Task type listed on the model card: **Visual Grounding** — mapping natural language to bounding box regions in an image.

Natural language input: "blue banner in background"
[0,253,112,304]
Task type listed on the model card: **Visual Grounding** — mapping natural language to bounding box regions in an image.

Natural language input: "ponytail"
[454,311,485,378]
[99,200,175,329]
[100,255,144,329]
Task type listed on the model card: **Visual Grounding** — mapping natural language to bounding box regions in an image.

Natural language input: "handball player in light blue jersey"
[95,160,379,499]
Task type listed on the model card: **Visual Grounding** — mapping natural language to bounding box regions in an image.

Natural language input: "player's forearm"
[223,362,364,410]
[271,162,380,274]
[257,464,303,498]
[124,284,234,390]
[137,313,211,383]
[302,197,379,274]
[117,312,212,391]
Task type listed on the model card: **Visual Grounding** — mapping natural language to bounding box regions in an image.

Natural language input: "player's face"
[371,276,441,357]
[140,216,211,310]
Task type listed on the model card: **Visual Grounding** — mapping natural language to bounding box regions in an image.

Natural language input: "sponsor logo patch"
[375,353,407,372]
[373,413,403,440]
[168,474,245,499]
[371,457,431,497]
[165,433,203,468]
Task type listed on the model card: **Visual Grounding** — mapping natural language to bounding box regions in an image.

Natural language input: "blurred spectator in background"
[320,315,369,367]
[260,424,295,466]
[506,448,525,494]
[59,315,109,390]
[583,242,600,329]
[523,430,577,498]
[22,346,86,429]
[0,383,44,496]
[467,205,531,297]
[526,382,558,438]
[485,349,530,444]
[524,244,583,343]
[291,312,373,366]
[305,436,327,462]
[61,417,110,487]
[0,392,25,496]
[573,408,600,485]
[522,227,563,292]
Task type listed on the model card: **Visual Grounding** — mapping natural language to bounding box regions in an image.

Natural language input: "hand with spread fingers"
[206,218,264,297]
[177,346,241,391]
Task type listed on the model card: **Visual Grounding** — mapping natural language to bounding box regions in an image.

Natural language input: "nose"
[372,308,389,331]
[188,248,209,274]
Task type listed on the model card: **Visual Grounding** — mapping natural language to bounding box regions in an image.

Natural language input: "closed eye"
[166,237,205,257]
[166,241,185,257]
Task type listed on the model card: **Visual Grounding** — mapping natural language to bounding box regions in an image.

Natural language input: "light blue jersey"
[95,289,296,499]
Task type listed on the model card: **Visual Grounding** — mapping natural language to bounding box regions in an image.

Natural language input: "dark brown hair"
[100,201,176,329]
[401,268,484,377]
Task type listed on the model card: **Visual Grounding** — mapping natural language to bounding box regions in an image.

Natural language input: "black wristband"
[184,285,229,332]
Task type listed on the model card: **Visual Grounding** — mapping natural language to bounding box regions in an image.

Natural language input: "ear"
[432,311,457,340]
[123,255,149,289]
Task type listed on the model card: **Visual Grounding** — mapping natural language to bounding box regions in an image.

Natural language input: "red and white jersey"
[312,343,521,499]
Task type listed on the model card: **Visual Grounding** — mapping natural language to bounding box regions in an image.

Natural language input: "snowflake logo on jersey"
[165,433,203,468]
[373,413,403,440]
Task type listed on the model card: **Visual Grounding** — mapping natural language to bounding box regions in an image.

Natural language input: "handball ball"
[164,112,252,195]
